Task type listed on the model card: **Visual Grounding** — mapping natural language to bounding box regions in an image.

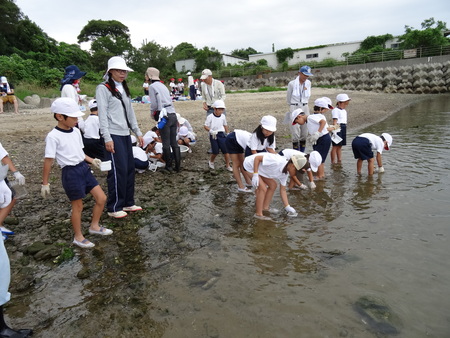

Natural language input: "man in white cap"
[200,69,226,116]
[285,65,314,152]
[187,71,195,100]
[0,76,19,114]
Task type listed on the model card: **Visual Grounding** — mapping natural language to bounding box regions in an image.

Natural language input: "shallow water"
[11,96,450,337]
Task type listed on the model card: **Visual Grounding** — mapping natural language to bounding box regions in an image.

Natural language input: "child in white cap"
[245,115,277,157]
[244,153,308,220]
[130,135,149,173]
[331,93,351,165]
[351,132,393,175]
[80,99,106,160]
[278,149,322,189]
[41,98,112,249]
[204,100,231,171]
[177,126,195,153]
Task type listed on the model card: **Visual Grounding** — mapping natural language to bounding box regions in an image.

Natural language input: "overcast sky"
[14,0,450,54]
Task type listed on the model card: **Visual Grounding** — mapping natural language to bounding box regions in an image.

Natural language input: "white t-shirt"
[247,132,276,152]
[234,129,252,149]
[307,113,329,136]
[331,107,347,124]
[83,114,100,139]
[177,131,196,141]
[279,149,305,160]
[359,133,385,153]
[243,153,289,186]
[0,142,8,160]
[44,127,85,168]
[204,113,227,133]
[148,142,163,158]
[132,146,147,161]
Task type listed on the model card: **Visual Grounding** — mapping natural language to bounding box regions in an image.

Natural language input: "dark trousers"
[160,113,179,162]
[105,134,135,212]
[189,85,196,100]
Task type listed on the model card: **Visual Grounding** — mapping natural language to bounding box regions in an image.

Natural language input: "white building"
[175,54,247,73]
[248,39,400,69]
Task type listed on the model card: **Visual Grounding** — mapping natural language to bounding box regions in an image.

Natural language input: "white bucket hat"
[308,151,322,172]
[107,56,133,73]
[291,154,307,170]
[260,115,277,132]
[51,97,84,117]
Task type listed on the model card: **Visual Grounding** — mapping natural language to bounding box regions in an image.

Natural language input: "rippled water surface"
[19,96,450,337]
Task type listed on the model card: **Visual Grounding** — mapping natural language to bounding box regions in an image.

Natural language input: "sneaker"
[226,166,233,172]
[208,161,215,169]
[188,148,192,153]
[0,226,14,235]
[253,214,272,221]
[89,226,113,236]
[108,210,128,218]
[123,205,142,212]
[237,187,252,193]
[73,238,95,248]
[136,169,146,174]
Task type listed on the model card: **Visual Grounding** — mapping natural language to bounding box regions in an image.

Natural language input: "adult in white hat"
[243,153,308,220]
[200,69,226,116]
[0,76,19,114]
[96,56,144,218]
[351,132,393,175]
[331,93,351,165]
[285,65,314,152]
[245,115,277,157]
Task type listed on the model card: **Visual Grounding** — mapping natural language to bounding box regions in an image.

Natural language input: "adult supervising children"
[147,67,182,172]
[41,98,112,249]
[200,69,226,116]
[96,56,144,218]
[244,153,307,220]
[331,93,351,165]
[285,65,313,152]
[351,132,393,175]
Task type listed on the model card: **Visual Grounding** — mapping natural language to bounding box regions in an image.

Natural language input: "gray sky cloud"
[15,0,450,54]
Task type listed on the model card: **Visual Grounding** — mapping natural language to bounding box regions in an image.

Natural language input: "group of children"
[203,94,393,221]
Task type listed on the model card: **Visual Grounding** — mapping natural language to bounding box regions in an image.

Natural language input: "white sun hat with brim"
[381,133,393,150]
[291,108,304,125]
[212,100,226,109]
[291,154,307,170]
[143,135,154,149]
[308,151,322,172]
[51,97,84,117]
[336,93,351,102]
[107,56,133,73]
[260,115,277,132]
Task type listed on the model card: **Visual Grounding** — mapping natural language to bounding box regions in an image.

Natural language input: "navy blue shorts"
[313,133,331,163]
[245,146,267,157]
[352,136,373,160]
[210,132,228,154]
[333,124,347,146]
[225,132,244,154]
[61,161,99,201]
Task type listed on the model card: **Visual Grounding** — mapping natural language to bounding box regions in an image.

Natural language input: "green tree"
[77,20,133,71]
[231,47,260,59]
[129,40,172,77]
[358,34,394,52]
[275,48,294,63]
[172,42,197,61]
[194,47,222,72]
[399,18,449,48]
[0,0,22,54]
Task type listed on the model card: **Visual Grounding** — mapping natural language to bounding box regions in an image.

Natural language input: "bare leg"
[331,146,337,164]
[356,159,363,175]
[13,99,19,114]
[71,199,85,242]
[261,177,277,210]
[317,163,325,179]
[89,185,106,230]
[367,158,375,175]
[0,198,16,226]
[336,145,343,163]
[255,181,267,217]
[230,153,245,189]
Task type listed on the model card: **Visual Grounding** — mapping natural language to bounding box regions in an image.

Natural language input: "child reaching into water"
[245,115,277,156]
[278,149,322,189]
[244,152,308,220]
[225,129,253,192]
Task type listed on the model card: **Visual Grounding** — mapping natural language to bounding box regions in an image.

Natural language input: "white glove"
[308,131,321,145]
[299,183,308,190]
[378,166,385,173]
[41,184,50,199]
[209,130,218,140]
[309,181,316,189]
[91,158,102,169]
[285,205,296,214]
[0,180,12,208]
[13,171,25,185]
[252,173,259,188]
